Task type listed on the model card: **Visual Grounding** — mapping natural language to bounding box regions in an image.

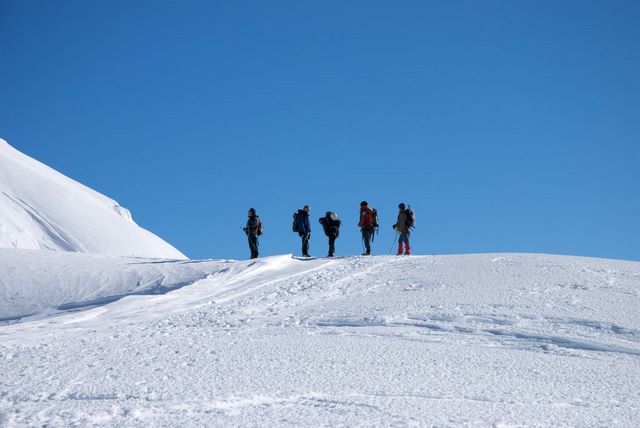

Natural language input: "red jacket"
[359,207,375,229]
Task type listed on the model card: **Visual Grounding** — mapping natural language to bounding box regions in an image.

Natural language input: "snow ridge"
[0,139,186,259]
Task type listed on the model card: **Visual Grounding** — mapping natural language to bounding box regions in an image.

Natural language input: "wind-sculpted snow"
[1,251,639,426]
[0,139,186,259]
[0,249,221,322]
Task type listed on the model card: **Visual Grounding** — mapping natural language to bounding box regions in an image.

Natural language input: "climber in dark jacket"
[293,205,311,257]
[393,203,411,255]
[319,211,341,257]
[243,208,263,259]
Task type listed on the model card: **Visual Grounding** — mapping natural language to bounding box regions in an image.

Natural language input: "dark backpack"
[405,208,415,229]
[293,211,309,233]
[321,212,341,236]
[246,216,262,236]
[327,211,339,223]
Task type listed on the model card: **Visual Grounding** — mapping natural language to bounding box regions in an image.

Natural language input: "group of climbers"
[243,202,414,259]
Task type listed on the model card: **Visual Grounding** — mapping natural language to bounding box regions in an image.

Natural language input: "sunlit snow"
[1,139,639,426]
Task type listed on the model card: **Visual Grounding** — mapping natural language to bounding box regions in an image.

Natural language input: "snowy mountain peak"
[0,138,186,259]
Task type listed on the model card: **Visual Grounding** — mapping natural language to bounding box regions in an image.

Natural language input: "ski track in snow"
[1,252,639,426]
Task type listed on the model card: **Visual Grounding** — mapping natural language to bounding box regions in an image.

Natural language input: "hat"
[248,208,256,215]
[360,201,368,207]
[398,203,406,210]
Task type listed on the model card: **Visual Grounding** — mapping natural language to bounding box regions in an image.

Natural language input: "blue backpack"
[292,211,309,233]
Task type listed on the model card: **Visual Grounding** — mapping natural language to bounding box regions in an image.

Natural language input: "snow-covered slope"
[0,139,186,259]
[0,249,220,322]
[1,252,639,426]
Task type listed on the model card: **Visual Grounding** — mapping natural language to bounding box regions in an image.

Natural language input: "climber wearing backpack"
[358,201,378,256]
[393,203,414,255]
[292,205,311,257]
[243,207,263,259]
[319,211,341,257]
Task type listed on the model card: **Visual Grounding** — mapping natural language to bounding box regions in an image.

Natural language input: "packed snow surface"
[0,139,185,259]
[1,251,639,426]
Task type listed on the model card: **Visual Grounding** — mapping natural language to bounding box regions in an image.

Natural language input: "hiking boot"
[361,252,371,256]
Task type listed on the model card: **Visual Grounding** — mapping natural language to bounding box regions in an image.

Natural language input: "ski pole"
[389,233,398,254]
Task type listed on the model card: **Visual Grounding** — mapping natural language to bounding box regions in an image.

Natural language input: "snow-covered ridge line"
[0,138,186,259]
[1,251,639,426]
[0,250,332,325]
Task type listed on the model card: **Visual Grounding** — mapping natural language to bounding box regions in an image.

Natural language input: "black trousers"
[248,235,259,259]
[361,228,373,254]
[301,232,310,256]
[328,233,337,256]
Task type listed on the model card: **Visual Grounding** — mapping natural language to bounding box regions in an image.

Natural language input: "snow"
[1,250,639,426]
[0,249,220,322]
[0,139,185,259]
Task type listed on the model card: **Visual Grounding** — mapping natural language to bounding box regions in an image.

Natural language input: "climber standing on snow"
[319,211,341,257]
[393,203,414,255]
[243,208,263,259]
[358,201,377,256]
[292,205,311,257]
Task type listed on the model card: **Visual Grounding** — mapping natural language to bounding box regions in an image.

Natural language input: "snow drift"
[0,138,185,259]
[1,251,639,426]
[0,249,221,322]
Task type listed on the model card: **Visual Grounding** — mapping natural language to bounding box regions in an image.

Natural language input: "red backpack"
[361,207,379,228]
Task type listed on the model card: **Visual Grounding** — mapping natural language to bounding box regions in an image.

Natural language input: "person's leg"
[328,234,336,256]
[362,229,372,255]
[302,233,310,256]
[404,231,411,255]
[249,235,259,258]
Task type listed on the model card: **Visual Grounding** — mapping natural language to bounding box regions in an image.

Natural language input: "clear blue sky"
[1,1,638,261]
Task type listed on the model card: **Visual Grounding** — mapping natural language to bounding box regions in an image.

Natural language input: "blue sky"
[1,1,638,261]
